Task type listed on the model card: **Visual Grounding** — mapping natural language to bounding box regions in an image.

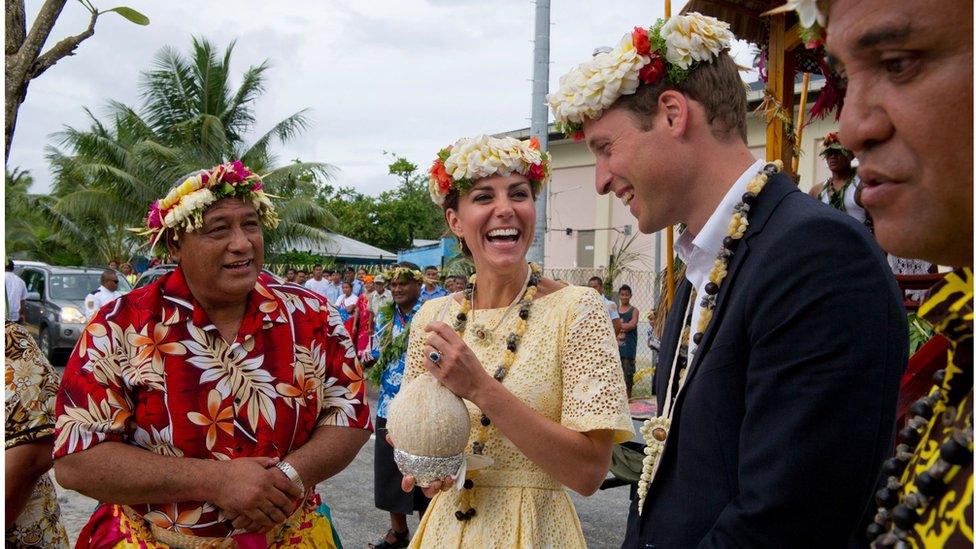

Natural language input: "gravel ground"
[54,442,633,549]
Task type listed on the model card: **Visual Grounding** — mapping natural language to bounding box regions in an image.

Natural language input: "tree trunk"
[5,0,101,162]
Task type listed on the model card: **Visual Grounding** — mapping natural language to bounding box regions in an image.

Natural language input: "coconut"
[387,373,471,486]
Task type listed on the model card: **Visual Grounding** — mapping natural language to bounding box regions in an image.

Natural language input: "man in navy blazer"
[549,13,906,548]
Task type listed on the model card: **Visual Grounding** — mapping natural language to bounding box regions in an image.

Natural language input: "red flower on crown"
[632,27,651,56]
[527,163,545,182]
[638,55,666,85]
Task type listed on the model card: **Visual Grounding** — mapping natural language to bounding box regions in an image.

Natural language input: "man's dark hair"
[297,269,307,275]
[6,259,14,272]
[286,268,296,274]
[398,261,421,271]
[619,284,633,294]
[589,276,604,286]
[101,270,118,285]
[424,265,438,272]
[616,52,747,143]
[313,264,323,270]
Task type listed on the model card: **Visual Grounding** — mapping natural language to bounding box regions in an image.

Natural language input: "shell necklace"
[636,160,781,514]
[466,266,532,345]
[450,262,542,521]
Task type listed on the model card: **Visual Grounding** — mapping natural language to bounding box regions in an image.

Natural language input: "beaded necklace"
[450,262,542,521]
[636,160,782,514]
[866,365,973,546]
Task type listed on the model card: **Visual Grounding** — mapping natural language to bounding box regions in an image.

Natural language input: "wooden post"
[792,72,811,174]
[765,14,797,174]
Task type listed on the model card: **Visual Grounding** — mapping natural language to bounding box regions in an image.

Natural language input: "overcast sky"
[9,0,757,196]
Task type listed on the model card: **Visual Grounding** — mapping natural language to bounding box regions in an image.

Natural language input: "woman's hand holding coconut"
[421,321,494,401]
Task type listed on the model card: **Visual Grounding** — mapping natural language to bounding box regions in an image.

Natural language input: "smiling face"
[583,106,688,235]
[390,278,421,308]
[168,197,264,308]
[445,174,536,273]
[827,0,973,265]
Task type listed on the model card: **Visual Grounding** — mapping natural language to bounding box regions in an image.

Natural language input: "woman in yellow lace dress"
[396,135,633,548]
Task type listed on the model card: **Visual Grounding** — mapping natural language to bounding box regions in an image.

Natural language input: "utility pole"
[526,0,550,265]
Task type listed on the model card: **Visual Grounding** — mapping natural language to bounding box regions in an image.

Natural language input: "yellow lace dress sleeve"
[559,287,635,443]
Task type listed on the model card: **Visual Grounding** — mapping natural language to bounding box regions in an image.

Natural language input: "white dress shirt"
[5,272,28,321]
[304,277,332,298]
[85,285,122,320]
[675,159,764,360]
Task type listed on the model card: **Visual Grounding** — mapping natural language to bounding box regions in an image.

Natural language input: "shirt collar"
[160,266,289,331]
[676,159,764,261]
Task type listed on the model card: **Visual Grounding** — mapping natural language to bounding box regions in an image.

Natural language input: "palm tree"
[43,37,336,262]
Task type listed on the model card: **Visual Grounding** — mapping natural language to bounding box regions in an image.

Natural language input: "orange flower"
[341,360,365,398]
[430,159,453,195]
[529,136,541,150]
[126,323,187,372]
[186,389,234,450]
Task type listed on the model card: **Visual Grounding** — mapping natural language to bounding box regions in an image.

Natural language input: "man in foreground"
[827,0,973,544]
[54,161,371,547]
[550,12,906,546]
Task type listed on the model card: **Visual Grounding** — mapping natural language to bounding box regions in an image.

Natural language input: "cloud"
[10,1,740,199]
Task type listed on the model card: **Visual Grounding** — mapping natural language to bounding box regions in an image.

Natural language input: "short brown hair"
[615,52,747,142]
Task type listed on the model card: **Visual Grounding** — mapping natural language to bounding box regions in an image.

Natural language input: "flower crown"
[384,266,424,283]
[820,132,852,157]
[428,135,551,206]
[548,12,735,139]
[134,160,279,249]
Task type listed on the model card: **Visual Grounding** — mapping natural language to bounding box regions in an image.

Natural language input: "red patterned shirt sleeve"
[53,311,133,459]
[316,301,372,431]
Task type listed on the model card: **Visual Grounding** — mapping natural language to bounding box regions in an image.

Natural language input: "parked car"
[15,265,132,362]
[134,263,282,289]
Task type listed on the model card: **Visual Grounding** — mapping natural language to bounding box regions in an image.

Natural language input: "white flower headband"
[133,160,279,249]
[428,135,551,206]
[548,12,735,138]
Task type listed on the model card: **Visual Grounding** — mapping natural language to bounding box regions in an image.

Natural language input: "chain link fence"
[545,267,660,397]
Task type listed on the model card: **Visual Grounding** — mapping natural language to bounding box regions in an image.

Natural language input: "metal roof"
[285,233,397,261]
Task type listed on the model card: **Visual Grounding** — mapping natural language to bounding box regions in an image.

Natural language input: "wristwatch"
[275,460,306,493]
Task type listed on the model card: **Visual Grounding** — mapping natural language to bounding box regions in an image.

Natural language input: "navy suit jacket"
[622,174,907,548]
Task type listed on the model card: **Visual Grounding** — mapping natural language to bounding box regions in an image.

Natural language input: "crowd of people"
[4,1,971,548]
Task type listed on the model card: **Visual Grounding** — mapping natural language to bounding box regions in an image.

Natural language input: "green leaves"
[104,6,150,25]
[907,312,934,355]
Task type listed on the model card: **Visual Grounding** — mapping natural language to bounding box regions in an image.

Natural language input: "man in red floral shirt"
[53,161,372,548]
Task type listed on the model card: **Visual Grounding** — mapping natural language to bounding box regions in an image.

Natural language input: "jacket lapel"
[684,173,798,379]
[655,278,693,413]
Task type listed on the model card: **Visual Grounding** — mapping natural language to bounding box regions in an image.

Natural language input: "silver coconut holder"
[393,449,466,487]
